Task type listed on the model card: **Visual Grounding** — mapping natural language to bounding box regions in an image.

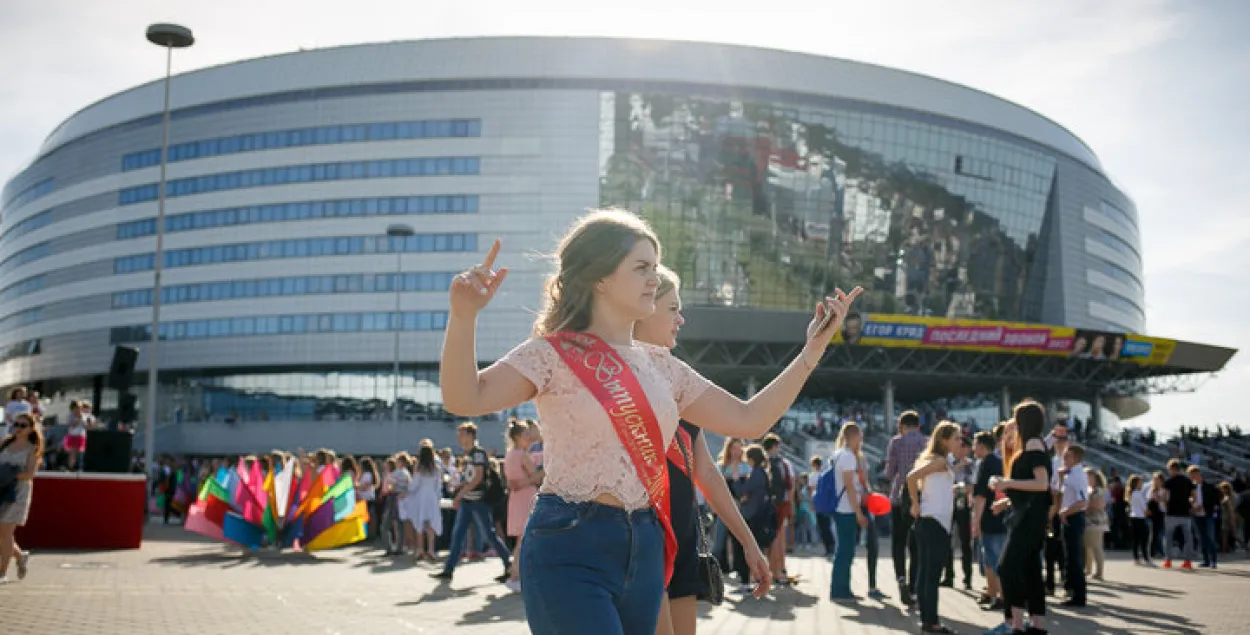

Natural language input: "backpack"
[813,450,852,515]
[482,460,506,506]
[768,456,792,504]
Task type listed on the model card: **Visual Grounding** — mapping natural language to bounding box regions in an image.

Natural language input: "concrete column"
[1090,392,1104,440]
[1000,385,1012,421]
[883,380,895,429]
[746,376,759,399]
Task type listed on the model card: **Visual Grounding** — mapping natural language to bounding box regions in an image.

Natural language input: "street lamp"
[386,223,415,449]
[143,23,194,474]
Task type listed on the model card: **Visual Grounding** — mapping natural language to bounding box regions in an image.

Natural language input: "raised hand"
[802,287,864,361]
[449,238,509,318]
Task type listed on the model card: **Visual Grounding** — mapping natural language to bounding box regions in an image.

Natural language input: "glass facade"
[0,242,51,277]
[113,233,478,273]
[111,271,457,308]
[121,119,482,171]
[0,276,45,304]
[109,310,449,344]
[2,177,55,210]
[118,157,481,205]
[116,195,479,239]
[598,92,1056,321]
[150,369,447,424]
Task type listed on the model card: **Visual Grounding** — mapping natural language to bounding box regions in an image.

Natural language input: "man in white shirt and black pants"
[1057,444,1089,607]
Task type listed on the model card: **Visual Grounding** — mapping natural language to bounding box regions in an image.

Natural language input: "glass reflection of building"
[599,92,1054,322]
[0,38,1145,439]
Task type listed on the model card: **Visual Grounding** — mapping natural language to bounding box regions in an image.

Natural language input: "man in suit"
[1189,466,1221,568]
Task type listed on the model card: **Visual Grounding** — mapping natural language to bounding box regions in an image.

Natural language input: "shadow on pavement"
[455,591,526,625]
[148,548,345,568]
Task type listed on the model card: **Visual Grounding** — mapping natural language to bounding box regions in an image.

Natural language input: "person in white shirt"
[1127,474,1153,565]
[906,421,961,633]
[827,423,867,599]
[1057,445,1090,607]
[3,387,31,436]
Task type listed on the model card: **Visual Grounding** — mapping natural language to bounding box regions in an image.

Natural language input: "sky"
[1,0,1247,435]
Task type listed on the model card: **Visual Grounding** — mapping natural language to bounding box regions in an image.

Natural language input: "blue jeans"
[520,494,664,635]
[830,511,858,597]
[442,499,511,574]
[1194,515,1217,565]
[980,532,1007,576]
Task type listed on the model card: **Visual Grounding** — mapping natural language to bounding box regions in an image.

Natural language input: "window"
[0,242,52,276]
[119,119,483,171]
[112,234,476,273]
[115,195,479,239]
[118,158,480,206]
[2,178,55,210]
[0,275,46,304]
[109,310,449,343]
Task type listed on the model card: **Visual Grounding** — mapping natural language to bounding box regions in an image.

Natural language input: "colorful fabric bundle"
[184,458,369,552]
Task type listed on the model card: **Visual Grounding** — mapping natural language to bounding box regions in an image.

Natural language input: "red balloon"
[865,493,892,516]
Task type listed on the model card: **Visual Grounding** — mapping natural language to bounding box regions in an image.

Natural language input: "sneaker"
[1163,559,1172,568]
[736,583,754,594]
[981,624,1013,635]
[494,571,511,583]
[504,578,521,592]
[1181,561,1193,570]
[867,588,887,600]
[429,571,453,581]
[16,551,29,581]
[0,576,10,586]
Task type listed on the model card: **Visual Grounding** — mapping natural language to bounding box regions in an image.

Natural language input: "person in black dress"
[991,401,1054,635]
[636,265,770,635]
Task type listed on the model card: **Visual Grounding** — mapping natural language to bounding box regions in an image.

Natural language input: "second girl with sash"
[439,209,861,635]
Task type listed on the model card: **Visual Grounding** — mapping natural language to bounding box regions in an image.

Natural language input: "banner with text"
[831,313,1175,366]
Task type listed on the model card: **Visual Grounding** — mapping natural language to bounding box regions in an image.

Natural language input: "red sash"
[666,426,694,478]
[545,331,678,585]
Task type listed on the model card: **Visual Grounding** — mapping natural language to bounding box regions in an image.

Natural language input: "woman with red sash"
[439,210,860,635]
[636,265,771,635]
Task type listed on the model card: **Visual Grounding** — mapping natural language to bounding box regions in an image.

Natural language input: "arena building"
[0,37,1232,454]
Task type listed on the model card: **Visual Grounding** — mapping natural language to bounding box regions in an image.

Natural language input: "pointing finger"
[482,238,502,271]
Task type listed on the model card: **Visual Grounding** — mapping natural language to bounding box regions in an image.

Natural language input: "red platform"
[15,472,147,550]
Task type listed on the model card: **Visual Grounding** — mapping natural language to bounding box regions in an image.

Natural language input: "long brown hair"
[534,209,660,336]
[2,412,44,458]
[1006,400,1045,474]
[916,421,961,469]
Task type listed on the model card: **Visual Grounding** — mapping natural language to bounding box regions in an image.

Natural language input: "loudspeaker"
[108,346,140,390]
[83,430,133,474]
[117,392,138,424]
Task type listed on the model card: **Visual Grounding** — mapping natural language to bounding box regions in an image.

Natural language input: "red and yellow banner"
[831,313,1175,366]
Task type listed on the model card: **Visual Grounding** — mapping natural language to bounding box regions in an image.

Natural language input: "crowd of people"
[3,208,1250,635]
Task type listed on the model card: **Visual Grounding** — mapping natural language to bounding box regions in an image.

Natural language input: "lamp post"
[387,223,415,450]
[143,23,194,474]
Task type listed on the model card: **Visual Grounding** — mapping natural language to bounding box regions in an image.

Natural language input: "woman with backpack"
[824,422,867,599]
[740,443,777,591]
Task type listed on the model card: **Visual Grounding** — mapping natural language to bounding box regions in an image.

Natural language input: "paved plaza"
[2,523,1247,634]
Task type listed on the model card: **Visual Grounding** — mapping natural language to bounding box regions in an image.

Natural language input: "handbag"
[674,431,725,606]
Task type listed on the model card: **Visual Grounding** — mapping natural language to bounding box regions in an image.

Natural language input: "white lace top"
[497,338,712,510]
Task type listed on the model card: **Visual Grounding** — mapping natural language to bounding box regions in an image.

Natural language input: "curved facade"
[0,37,1144,439]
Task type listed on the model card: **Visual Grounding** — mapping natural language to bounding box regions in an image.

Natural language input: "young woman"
[991,401,1054,635]
[357,457,380,538]
[408,447,443,561]
[828,421,869,600]
[1127,474,1152,565]
[740,444,777,576]
[388,453,415,554]
[906,421,961,633]
[0,412,42,583]
[635,265,770,635]
[716,438,751,577]
[439,210,860,634]
[63,400,92,471]
[1084,469,1109,580]
[505,420,541,590]
[1146,471,1167,559]
[856,445,885,601]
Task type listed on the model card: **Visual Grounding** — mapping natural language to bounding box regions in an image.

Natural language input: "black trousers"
[1043,515,1065,592]
[1001,515,1047,617]
[891,493,918,591]
[1062,513,1087,604]
[816,512,836,555]
[1131,517,1152,561]
[944,507,972,585]
[915,518,950,629]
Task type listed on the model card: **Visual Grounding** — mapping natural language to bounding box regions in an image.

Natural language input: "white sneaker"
[0,576,11,585]
[16,551,29,580]
[504,578,521,593]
